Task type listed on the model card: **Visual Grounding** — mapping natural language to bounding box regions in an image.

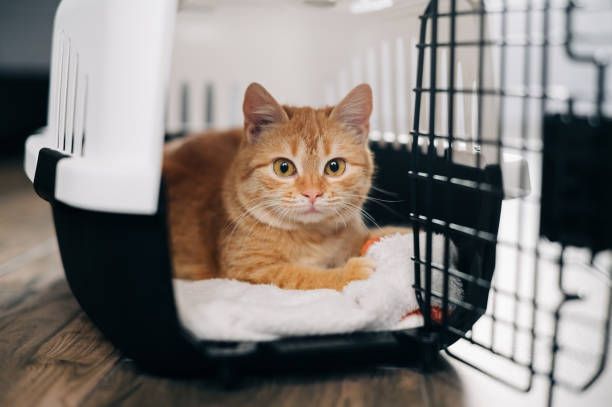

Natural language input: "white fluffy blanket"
[173,232,461,341]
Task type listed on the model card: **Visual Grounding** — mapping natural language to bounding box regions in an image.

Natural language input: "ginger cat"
[164,83,391,290]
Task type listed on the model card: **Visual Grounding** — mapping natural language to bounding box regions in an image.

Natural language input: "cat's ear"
[243,83,289,143]
[330,84,373,142]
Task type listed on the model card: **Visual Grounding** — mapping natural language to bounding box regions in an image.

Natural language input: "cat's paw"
[342,257,376,283]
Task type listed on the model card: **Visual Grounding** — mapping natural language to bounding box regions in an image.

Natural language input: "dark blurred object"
[0,0,61,158]
[541,114,612,253]
[0,71,49,157]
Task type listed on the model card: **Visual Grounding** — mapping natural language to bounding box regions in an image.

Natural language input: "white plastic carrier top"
[25,0,176,214]
[25,0,533,215]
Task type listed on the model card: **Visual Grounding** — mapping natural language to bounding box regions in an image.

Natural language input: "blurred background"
[0,0,60,157]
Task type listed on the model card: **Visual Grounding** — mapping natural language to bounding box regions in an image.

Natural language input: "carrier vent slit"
[62,40,71,152]
[70,54,79,154]
[81,76,88,157]
[56,36,65,149]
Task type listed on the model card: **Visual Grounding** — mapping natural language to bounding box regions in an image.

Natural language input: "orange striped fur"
[164,83,405,290]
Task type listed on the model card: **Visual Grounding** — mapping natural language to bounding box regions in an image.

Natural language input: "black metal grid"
[410,1,612,406]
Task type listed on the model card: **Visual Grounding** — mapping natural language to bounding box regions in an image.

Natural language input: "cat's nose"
[302,190,323,204]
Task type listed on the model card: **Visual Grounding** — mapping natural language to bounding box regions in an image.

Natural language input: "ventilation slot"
[56,36,67,150]
[60,40,71,152]
[65,52,78,154]
[52,34,88,156]
[80,77,88,156]
[70,55,79,154]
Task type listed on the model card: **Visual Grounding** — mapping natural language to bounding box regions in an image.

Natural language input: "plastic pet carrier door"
[408,1,612,407]
[23,0,611,404]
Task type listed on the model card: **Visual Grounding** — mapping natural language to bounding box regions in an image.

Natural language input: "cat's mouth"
[292,204,328,222]
[304,206,320,214]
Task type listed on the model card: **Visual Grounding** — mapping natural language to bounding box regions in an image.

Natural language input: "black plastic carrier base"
[32,144,502,378]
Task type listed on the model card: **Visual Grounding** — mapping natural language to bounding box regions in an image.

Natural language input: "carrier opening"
[160,1,507,346]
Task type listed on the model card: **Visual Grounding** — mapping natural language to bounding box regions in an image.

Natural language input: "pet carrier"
[23,0,611,405]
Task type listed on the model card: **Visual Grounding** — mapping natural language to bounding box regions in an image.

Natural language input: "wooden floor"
[1,158,610,407]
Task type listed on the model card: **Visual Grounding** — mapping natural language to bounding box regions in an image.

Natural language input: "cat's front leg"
[226,257,375,291]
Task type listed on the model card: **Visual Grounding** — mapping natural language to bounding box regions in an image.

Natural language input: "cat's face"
[232,83,374,229]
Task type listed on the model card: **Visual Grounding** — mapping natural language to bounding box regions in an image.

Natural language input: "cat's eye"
[324,158,346,176]
[273,158,297,177]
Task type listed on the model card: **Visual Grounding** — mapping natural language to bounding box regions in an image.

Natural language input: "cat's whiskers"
[370,185,401,197]
[331,206,349,229]
[241,203,293,243]
[224,199,271,234]
[340,192,404,203]
[222,195,268,231]
[337,193,406,219]
[325,198,358,220]
[241,214,267,243]
[339,201,382,230]
[233,204,282,243]
[237,198,308,241]
[278,206,293,227]
[225,199,279,241]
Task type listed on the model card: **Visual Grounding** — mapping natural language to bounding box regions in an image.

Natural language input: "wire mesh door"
[410,1,612,406]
